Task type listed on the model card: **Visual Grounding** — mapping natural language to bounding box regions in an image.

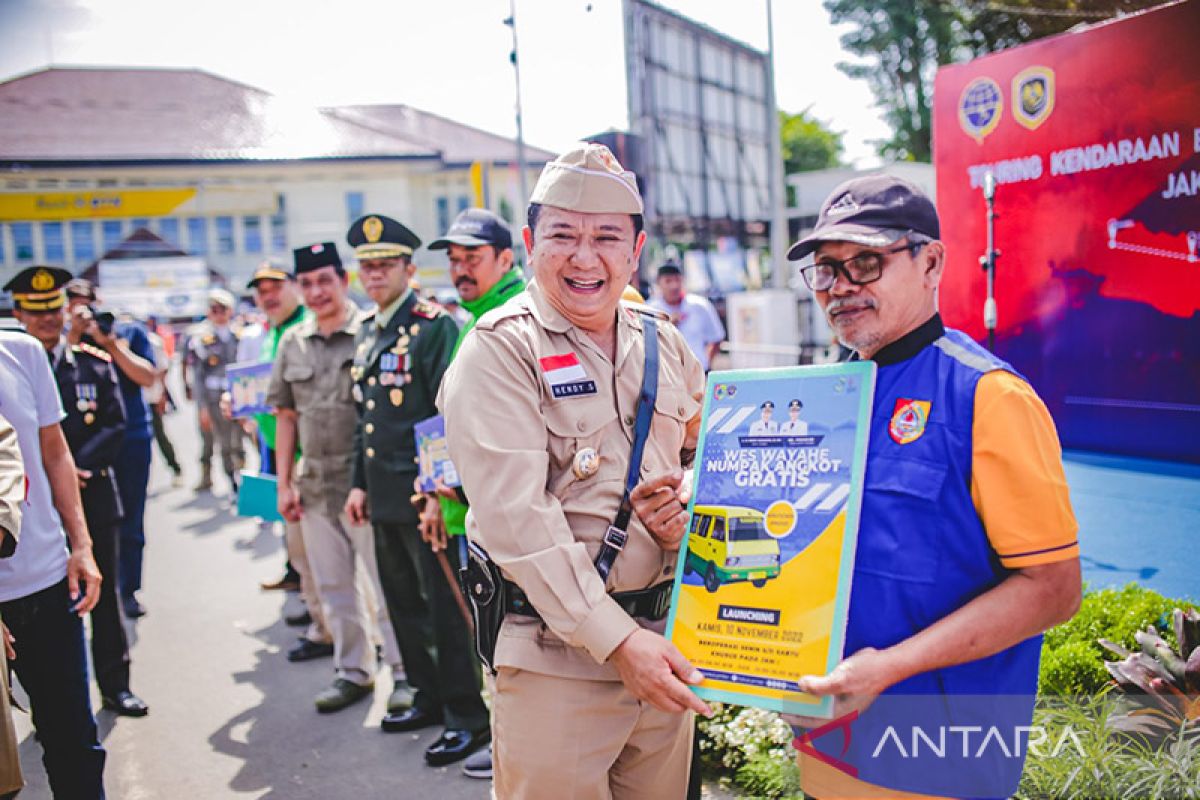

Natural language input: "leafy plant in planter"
[1101,608,1200,741]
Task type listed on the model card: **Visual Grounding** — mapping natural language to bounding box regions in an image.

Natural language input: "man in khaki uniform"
[269,242,402,713]
[440,144,712,799]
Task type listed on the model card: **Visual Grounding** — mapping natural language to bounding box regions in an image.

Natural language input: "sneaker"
[193,475,213,492]
[461,744,493,779]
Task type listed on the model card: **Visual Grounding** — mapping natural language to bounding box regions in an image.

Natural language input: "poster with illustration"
[414,415,462,493]
[226,361,274,418]
[666,361,875,718]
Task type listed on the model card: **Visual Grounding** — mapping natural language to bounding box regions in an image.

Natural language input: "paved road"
[13,405,492,799]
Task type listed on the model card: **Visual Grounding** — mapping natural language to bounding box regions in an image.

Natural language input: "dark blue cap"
[787,174,940,261]
[428,208,512,252]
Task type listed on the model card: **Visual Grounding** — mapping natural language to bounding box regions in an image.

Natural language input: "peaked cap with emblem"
[530,142,643,214]
[3,266,74,311]
[293,241,343,274]
[347,214,421,260]
[786,173,940,261]
[247,257,293,289]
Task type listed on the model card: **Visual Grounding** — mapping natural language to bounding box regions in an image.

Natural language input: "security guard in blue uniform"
[6,266,149,717]
[341,214,490,768]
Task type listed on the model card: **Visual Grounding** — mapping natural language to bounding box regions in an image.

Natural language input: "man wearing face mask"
[186,289,243,495]
[440,144,711,798]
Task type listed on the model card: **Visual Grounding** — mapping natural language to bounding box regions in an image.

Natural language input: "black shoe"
[102,690,149,717]
[287,638,334,662]
[284,608,312,627]
[424,727,491,767]
[122,596,146,619]
[381,706,443,733]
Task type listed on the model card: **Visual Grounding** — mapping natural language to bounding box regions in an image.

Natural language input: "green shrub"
[1017,693,1200,800]
[734,754,804,799]
[1039,583,1198,695]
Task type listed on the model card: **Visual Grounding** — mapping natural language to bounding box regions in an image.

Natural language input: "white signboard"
[98,256,210,319]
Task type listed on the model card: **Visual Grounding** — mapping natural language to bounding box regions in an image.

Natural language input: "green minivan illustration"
[684,505,782,593]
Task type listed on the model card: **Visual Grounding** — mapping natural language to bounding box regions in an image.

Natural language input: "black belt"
[504,580,674,622]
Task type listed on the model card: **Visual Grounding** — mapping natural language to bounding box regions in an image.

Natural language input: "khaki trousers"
[0,612,22,797]
[493,668,692,800]
[298,510,400,684]
[284,518,331,645]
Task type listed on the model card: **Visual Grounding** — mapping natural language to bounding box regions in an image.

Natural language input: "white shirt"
[749,419,778,435]
[780,419,808,435]
[648,293,725,370]
[0,331,69,602]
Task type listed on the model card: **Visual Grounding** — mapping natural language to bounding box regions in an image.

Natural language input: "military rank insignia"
[889,398,931,445]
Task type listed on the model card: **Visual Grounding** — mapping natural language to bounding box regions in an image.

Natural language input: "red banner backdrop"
[933,0,1200,462]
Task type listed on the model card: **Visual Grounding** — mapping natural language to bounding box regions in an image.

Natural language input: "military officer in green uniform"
[342,214,490,768]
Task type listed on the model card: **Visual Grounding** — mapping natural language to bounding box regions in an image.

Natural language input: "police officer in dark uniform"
[341,215,490,767]
[6,266,149,717]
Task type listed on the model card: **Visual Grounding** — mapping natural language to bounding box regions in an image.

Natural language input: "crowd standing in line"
[0,146,1079,800]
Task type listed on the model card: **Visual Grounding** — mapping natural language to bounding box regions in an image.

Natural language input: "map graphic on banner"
[933,1,1200,462]
[666,361,875,718]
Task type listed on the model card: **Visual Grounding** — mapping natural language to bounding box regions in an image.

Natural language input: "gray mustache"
[826,299,874,314]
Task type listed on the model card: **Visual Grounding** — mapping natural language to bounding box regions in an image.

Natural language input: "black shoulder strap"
[594,317,659,583]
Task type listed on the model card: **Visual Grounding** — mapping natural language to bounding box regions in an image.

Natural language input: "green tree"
[780,108,845,174]
[824,0,1165,162]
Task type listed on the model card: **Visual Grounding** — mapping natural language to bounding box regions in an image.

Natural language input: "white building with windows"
[0,67,552,294]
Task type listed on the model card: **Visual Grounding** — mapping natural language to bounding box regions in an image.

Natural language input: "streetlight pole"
[505,0,530,268]
[765,0,788,290]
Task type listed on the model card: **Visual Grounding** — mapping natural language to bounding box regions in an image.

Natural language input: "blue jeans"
[1,579,106,798]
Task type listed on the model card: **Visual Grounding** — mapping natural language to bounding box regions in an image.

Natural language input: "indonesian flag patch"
[539,353,597,399]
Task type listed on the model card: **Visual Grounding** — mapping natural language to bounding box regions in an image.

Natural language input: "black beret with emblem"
[347,214,421,260]
[293,242,343,274]
[3,266,73,311]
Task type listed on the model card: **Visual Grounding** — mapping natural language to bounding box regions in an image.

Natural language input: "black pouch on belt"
[459,539,507,674]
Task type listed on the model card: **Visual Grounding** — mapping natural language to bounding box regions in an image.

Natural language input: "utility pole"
[765,0,789,289]
[504,0,530,269]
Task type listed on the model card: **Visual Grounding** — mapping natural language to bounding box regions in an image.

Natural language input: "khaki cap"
[530,143,643,214]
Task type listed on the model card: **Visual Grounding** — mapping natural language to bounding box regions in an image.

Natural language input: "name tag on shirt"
[205,375,225,391]
[539,353,597,399]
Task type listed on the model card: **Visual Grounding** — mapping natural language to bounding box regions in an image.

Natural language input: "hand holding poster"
[666,361,875,718]
[226,361,274,418]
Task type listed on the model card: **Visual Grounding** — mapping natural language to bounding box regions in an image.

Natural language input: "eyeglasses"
[799,241,926,292]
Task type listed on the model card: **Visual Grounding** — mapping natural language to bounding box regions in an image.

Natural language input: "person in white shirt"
[748,400,778,435]
[0,319,105,797]
[779,398,808,435]
[648,260,725,371]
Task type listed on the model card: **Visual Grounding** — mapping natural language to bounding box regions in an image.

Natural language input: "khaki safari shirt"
[267,300,365,517]
[439,281,704,681]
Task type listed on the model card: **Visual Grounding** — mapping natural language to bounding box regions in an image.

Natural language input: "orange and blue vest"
[812,315,1040,798]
